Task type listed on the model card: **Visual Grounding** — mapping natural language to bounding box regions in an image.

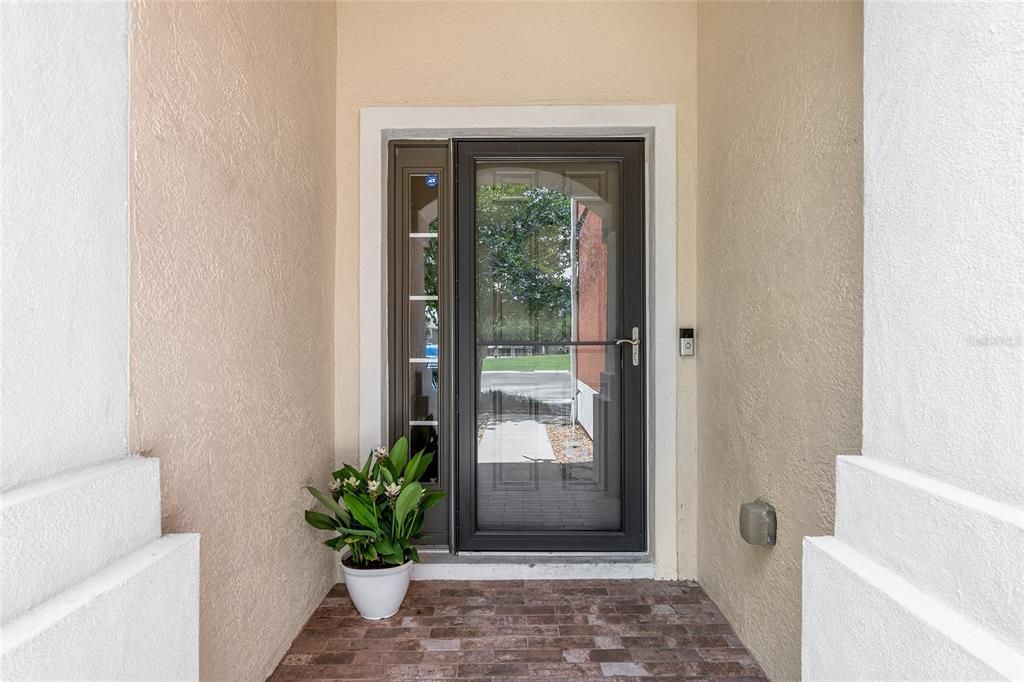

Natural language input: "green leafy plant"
[303,437,445,568]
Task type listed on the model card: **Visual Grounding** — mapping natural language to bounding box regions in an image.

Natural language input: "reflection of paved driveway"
[479,371,572,403]
[477,421,555,463]
[477,372,572,464]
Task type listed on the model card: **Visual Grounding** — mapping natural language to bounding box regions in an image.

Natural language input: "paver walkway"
[270,579,767,680]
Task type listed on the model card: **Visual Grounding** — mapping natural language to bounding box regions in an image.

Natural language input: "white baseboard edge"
[411,561,656,581]
[336,551,656,582]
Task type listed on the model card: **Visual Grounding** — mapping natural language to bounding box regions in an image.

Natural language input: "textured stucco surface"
[129,3,336,680]
[804,4,1024,679]
[862,2,1024,508]
[336,0,699,577]
[0,1,129,491]
[696,3,863,680]
[1,5,198,678]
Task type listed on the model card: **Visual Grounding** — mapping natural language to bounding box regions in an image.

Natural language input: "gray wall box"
[739,501,777,546]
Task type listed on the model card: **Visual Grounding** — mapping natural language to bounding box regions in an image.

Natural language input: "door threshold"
[337,549,654,581]
[399,549,654,581]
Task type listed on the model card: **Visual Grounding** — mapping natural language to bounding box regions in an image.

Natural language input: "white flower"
[372,446,388,460]
[344,476,359,489]
[328,478,341,493]
[366,480,381,496]
[384,482,401,498]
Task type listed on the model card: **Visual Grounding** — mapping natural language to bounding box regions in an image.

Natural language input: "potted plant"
[303,437,445,620]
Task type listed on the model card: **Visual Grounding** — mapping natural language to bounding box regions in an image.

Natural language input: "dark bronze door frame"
[387,142,452,549]
[453,139,647,552]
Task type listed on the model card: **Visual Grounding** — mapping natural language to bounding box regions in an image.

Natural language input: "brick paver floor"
[269,579,766,680]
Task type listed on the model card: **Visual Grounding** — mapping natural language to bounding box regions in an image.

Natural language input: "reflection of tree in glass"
[424,218,439,327]
[475,184,572,340]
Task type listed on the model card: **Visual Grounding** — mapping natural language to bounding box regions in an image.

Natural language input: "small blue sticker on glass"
[425,174,439,188]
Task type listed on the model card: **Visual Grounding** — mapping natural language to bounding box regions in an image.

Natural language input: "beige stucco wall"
[129,2,336,680]
[335,0,700,577]
[696,3,863,680]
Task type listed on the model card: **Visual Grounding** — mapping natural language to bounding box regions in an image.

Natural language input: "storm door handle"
[615,327,640,366]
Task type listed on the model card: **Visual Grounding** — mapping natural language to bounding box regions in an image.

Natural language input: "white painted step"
[0,457,161,623]
[1,533,199,681]
[833,455,1024,652]
[803,536,1024,681]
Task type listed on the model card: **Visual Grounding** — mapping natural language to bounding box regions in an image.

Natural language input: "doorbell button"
[680,328,695,356]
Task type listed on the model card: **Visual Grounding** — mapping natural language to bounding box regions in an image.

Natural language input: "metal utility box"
[739,500,777,546]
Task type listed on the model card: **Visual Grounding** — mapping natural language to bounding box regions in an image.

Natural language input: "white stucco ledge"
[802,536,1024,681]
[1,457,161,622]
[834,455,1024,651]
[0,533,200,681]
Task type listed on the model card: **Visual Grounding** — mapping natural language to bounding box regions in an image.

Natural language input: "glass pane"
[409,374,440,484]
[409,235,438,298]
[475,162,621,343]
[409,360,439,422]
[408,299,438,360]
[408,173,439,234]
[408,170,439,485]
[475,345,622,532]
[411,423,439,483]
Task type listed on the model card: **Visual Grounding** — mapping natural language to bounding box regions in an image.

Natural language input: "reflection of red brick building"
[576,203,607,393]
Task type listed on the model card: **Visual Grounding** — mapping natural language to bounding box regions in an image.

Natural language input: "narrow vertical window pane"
[409,235,438,298]
[411,423,439,482]
[408,171,441,484]
[409,361,439,422]
[390,145,448,540]
[408,173,439,233]
[408,299,438,360]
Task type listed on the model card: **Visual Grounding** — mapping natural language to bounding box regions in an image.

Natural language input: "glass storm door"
[455,139,646,552]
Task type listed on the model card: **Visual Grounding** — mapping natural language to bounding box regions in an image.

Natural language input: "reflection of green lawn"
[481,353,570,372]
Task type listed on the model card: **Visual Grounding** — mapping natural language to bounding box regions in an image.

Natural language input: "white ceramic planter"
[340,559,413,620]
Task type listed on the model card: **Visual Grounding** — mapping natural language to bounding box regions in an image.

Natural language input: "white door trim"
[358,105,681,579]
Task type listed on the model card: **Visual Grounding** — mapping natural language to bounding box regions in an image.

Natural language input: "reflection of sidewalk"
[477,421,555,463]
